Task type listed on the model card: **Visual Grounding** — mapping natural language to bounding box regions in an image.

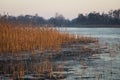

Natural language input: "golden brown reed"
[0,22,97,54]
[0,22,75,54]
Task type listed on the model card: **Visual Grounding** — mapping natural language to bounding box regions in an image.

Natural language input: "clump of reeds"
[0,22,97,54]
[0,24,67,54]
[0,21,99,80]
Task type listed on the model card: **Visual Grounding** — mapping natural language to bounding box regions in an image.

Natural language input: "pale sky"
[0,0,120,19]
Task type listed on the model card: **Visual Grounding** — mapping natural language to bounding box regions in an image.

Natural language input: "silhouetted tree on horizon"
[0,9,120,27]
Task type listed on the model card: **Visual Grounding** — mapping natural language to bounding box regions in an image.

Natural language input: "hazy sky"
[0,0,120,19]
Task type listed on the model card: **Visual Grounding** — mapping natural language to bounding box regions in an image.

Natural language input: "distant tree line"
[0,9,120,27]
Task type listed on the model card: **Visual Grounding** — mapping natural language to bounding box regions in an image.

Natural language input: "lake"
[59,28,120,80]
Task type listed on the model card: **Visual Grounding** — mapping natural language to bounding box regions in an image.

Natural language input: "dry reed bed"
[0,22,99,80]
[0,22,97,55]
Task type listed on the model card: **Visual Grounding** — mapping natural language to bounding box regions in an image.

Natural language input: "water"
[60,28,120,38]
[60,28,120,80]
[1,28,120,80]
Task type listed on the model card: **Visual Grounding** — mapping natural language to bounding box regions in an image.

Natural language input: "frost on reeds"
[0,22,97,55]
